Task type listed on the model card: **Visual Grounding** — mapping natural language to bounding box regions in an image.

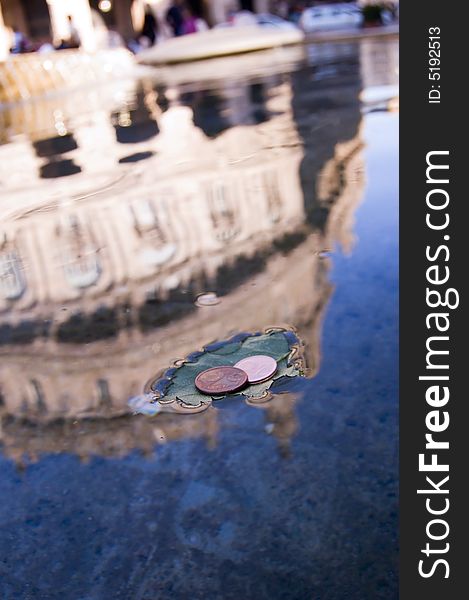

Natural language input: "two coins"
[195,355,278,395]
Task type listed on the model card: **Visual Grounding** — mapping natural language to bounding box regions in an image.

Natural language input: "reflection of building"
[0,84,305,317]
[0,78,307,417]
[0,57,365,462]
[288,41,364,232]
[317,134,365,254]
[0,406,220,465]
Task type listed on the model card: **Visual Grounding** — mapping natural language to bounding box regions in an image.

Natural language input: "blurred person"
[127,37,142,53]
[195,15,209,32]
[166,1,184,37]
[181,6,197,35]
[9,28,30,54]
[274,1,290,19]
[141,5,159,45]
[288,2,304,24]
[107,29,124,48]
[138,36,152,50]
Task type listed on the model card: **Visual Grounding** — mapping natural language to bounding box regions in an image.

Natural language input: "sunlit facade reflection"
[0,51,365,461]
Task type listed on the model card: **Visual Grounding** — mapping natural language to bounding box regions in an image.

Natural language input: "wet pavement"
[0,39,398,599]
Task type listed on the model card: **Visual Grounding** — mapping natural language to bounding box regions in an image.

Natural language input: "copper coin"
[234,355,277,384]
[195,366,248,395]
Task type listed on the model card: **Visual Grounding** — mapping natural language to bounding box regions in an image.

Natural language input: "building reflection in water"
[0,49,366,463]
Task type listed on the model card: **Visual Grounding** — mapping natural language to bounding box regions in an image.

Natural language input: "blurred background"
[0,1,399,58]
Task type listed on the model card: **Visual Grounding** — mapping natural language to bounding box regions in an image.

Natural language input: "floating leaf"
[242,380,274,399]
[176,392,206,407]
[284,364,299,377]
[206,341,242,355]
[145,329,305,412]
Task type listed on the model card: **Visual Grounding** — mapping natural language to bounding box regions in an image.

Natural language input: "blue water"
[0,40,398,599]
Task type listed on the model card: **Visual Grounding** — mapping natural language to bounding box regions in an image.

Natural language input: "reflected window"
[56,307,118,343]
[33,134,78,157]
[96,378,112,409]
[189,91,231,138]
[63,254,101,289]
[29,379,47,413]
[208,182,239,241]
[264,170,282,223]
[58,215,101,289]
[130,199,176,267]
[112,89,159,143]
[0,250,26,300]
[131,199,161,233]
[40,159,82,179]
[118,151,154,164]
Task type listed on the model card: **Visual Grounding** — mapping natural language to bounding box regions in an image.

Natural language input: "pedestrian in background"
[166,1,184,37]
[141,5,158,45]
[181,6,197,35]
[9,28,29,54]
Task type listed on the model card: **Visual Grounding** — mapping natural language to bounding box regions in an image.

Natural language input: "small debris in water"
[128,394,161,416]
[195,292,221,307]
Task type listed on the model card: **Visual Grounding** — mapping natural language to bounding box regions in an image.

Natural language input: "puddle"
[136,327,304,413]
[0,39,398,600]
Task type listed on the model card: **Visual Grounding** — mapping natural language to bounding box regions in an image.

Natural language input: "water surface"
[0,39,398,600]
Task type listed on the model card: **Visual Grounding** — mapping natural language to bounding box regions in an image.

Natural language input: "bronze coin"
[195,366,248,395]
[234,355,277,384]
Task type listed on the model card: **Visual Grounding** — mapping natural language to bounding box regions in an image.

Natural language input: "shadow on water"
[0,39,398,600]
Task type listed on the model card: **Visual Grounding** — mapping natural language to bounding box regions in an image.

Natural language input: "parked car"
[215,12,300,32]
[300,3,363,32]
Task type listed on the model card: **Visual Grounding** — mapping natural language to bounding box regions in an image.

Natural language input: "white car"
[256,13,301,31]
[215,12,300,32]
[300,3,363,32]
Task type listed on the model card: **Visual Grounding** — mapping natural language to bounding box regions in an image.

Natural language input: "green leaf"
[152,331,302,407]
[176,392,207,407]
[207,342,243,355]
[242,380,274,399]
